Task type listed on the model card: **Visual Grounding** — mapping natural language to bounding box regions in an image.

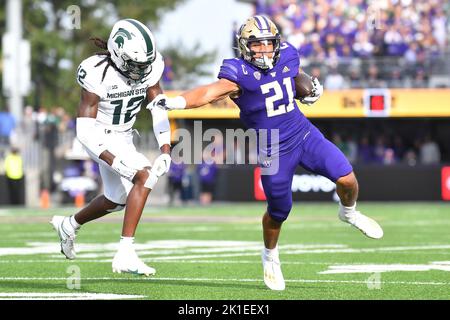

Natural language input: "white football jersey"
[76,52,164,132]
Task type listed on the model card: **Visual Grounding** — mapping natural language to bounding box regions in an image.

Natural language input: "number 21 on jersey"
[261,77,295,118]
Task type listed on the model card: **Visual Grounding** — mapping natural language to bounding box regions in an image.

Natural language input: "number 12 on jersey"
[261,78,295,118]
[111,95,145,125]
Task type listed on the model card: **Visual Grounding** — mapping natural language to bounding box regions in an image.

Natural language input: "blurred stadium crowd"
[227,0,450,89]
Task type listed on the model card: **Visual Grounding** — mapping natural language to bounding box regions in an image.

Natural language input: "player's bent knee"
[133,169,149,186]
[337,171,357,189]
[133,168,159,189]
[267,202,292,223]
[143,169,158,190]
[268,209,290,223]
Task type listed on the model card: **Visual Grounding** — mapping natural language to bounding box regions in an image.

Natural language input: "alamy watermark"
[366,272,382,290]
[66,5,81,30]
[66,265,81,290]
[366,1,383,30]
[170,121,280,175]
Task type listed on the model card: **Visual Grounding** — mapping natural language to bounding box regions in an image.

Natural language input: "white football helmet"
[107,19,158,82]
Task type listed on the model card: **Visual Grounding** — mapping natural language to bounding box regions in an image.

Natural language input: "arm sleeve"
[76,59,105,98]
[151,107,171,148]
[217,59,239,83]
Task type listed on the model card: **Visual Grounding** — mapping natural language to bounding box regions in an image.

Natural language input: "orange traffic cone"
[40,189,50,209]
[74,192,85,208]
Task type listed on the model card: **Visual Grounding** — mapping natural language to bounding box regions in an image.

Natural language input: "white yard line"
[0,276,448,287]
[0,292,145,300]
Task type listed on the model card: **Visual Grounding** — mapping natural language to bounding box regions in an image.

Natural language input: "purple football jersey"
[218,42,311,156]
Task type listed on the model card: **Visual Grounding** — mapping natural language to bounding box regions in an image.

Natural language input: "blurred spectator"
[332,133,349,156]
[373,136,387,163]
[358,136,374,163]
[364,65,386,88]
[392,135,406,160]
[420,135,441,164]
[388,68,404,88]
[4,146,25,205]
[353,30,375,57]
[404,149,418,166]
[0,107,16,148]
[411,68,428,88]
[309,66,322,80]
[348,67,363,88]
[168,160,186,206]
[197,154,218,206]
[324,66,347,90]
[162,56,175,90]
[383,148,396,165]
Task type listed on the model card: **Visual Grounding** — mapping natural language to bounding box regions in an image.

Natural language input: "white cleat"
[261,249,285,291]
[112,248,156,277]
[50,216,77,260]
[339,210,384,239]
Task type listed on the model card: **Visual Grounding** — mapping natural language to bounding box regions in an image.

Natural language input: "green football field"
[0,202,449,300]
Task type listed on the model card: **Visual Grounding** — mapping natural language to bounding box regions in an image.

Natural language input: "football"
[294,71,314,99]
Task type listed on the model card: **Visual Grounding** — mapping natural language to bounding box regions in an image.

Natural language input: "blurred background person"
[4,146,25,205]
[167,158,186,206]
[0,107,16,155]
[197,153,218,206]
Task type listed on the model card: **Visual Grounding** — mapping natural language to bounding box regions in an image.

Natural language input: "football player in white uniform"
[51,19,171,276]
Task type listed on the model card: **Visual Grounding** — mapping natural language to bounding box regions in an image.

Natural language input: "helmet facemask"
[121,54,153,81]
[246,37,280,70]
[237,16,281,70]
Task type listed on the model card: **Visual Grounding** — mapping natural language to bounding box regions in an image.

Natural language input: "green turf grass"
[0,202,449,300]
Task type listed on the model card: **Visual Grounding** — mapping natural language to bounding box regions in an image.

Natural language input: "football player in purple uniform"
[150,16,383,290]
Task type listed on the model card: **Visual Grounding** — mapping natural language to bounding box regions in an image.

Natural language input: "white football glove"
[150,153,171,178]
[300,77,323,105]
[147,94,186,111]
[111,157,138,181]
[147,94,169,111]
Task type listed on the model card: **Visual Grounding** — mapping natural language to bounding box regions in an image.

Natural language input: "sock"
[69,215,81,230]
[119,236,135,250]
[339,202,357,219]
[264,245,279,258]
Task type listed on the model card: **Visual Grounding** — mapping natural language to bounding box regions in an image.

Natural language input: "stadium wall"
[213,165,449,202]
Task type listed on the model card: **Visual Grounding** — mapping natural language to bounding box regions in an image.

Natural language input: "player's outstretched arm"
[145,81,171,153]
[181,78,240,109]
[148,79,240,111]
[145,81,172,177]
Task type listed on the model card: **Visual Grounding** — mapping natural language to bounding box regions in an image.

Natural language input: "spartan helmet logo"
[113,28,131,49]
[115,36,124,48]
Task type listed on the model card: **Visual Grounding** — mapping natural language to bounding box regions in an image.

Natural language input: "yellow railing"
[165,89,450,118]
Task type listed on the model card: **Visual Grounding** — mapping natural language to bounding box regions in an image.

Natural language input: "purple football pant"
[261,123,353,222]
